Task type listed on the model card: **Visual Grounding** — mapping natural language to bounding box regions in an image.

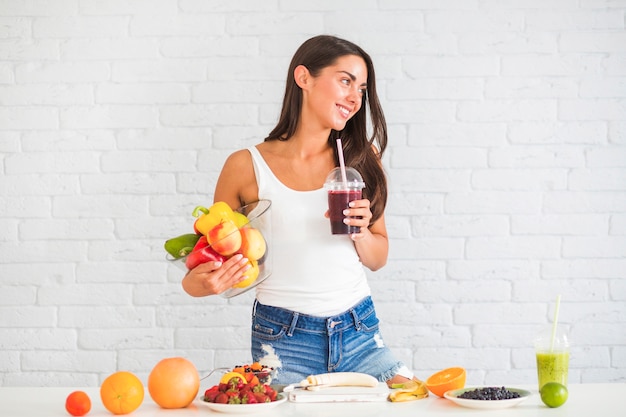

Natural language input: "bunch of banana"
[388,379,429,402]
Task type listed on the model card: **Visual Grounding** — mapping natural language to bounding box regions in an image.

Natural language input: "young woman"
[182,35,416,386]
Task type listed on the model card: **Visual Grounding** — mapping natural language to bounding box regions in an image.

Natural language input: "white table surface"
[0,384,623,417]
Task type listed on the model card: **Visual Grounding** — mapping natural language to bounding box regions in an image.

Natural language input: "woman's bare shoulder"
[224,148,254,167]
[215,148,258,207]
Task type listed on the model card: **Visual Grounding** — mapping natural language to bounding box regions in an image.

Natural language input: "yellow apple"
[232,259,259,289]
[232,212,249,228]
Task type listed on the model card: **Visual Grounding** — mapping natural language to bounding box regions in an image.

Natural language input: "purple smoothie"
[328,189,362,234]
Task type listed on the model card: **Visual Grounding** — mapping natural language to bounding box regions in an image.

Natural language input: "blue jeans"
[250,296,404,385]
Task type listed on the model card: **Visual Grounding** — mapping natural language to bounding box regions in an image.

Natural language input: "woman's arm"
[213,149,258,208]
[181,149,258,297]
[346,201,389,271]
[182,254,251,297]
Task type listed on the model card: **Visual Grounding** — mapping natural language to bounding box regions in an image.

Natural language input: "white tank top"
[249,146,371,316]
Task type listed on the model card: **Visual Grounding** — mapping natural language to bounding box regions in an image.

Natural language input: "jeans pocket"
[252,314,287,341]
[359,309,380,332]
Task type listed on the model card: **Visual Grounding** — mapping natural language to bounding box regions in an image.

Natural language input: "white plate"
[197,393,286,414]
[444,387,531,410]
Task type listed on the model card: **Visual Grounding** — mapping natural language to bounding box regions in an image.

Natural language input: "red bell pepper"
[185,236,227,270]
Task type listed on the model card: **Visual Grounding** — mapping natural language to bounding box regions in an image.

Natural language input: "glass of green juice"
[534,328,569,391]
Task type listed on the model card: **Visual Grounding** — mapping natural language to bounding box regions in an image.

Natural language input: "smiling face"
[299,54,368,133]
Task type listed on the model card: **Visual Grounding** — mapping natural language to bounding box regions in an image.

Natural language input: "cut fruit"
[219,371,245,385]
[425,367,466,397]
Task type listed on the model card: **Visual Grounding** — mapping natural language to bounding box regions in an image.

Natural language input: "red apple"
[208,220,242,256]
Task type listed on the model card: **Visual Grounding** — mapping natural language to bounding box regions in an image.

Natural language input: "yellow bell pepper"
[192,201,236,235]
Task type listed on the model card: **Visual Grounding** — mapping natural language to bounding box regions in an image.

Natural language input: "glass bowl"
[167,199,272,298]
[203,365,278,386]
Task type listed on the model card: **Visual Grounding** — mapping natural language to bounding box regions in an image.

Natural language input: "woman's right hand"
[181,253,251,297]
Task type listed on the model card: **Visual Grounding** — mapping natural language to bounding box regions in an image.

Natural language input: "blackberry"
[458,387,521,401]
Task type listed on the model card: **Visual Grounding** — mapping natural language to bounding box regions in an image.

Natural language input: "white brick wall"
[1,0,625,387]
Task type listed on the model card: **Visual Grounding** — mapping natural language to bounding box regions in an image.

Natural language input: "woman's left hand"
[324,198,388,271]
[345,198,372,240]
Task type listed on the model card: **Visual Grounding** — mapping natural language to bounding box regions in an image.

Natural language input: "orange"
[425,367,466,397]
[65,390,91,416]
[232,366,246,375]
[100,371,144,415]
[220,371,246,385]
[148,357,200,409]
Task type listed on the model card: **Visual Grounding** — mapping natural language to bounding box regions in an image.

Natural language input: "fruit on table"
[239,227,267,261]
[219,371,247,385]
[192,201,236,235]
[300,372,379,388]
[540,382,568,408]
[458,386,521,400]
[229,363,275,385]
[164,233,201,259]
[148,357,200,409]
[425,367,466,397]
[388,379,429,402]
[65,390,91,416]
[208,219,242,256]
[100,371,144,415]
[204,374,278,404]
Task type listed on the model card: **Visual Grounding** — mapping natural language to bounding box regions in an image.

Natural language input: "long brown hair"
[265,35,388,223]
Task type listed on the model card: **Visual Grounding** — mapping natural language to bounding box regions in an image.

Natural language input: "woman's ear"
[294,64,310,89]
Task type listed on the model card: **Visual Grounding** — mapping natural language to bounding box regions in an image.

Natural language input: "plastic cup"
[534,327,569,391]
[324,167,365,234]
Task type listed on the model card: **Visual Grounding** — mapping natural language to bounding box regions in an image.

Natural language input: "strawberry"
[265,385,277,401]
[214,393,229,404]
[227,378,244,391]
[241,391,258,404]
[204,385,218,394]
[226,389,240,399]
[204,390,220,402]
[253,392,270,403]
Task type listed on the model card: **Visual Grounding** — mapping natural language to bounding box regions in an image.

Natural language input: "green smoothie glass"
[534,327,569,391]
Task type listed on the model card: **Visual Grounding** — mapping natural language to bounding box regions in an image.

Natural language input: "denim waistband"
[252,296,374,336]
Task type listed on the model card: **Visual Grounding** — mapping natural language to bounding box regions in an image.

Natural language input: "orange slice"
[219,371,245,385]
[425,367,466,397]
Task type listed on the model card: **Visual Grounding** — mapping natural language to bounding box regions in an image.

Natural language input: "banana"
[299,372,379,388]
[388,379,429,402]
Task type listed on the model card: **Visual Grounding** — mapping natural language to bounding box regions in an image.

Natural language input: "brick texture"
[0,0,625,387]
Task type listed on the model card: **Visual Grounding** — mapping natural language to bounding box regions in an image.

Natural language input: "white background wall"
[1,0,625,387]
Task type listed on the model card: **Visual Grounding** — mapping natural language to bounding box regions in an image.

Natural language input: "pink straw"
[336,138,348,184]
